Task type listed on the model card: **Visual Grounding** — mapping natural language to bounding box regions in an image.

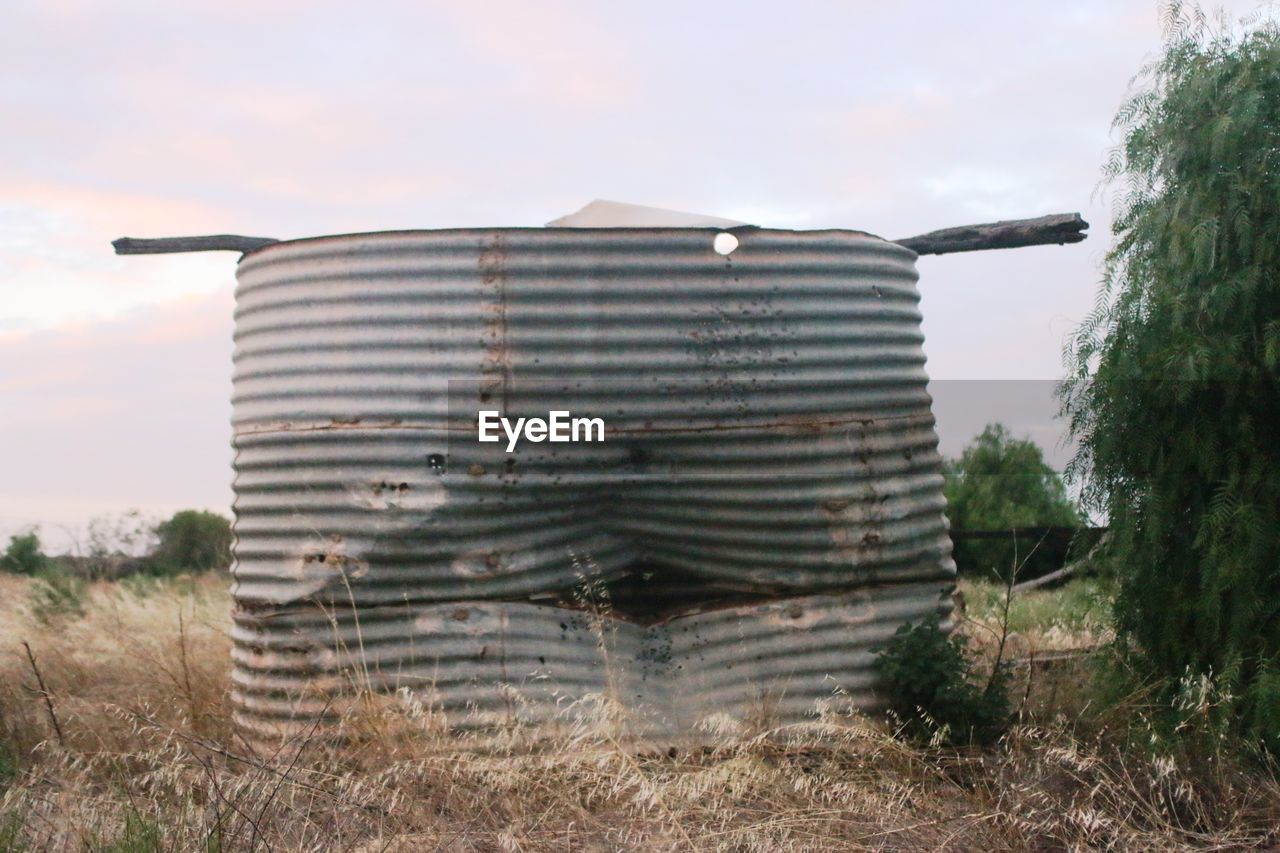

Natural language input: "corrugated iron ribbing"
[230,585,952,738]
[228,227,955,737]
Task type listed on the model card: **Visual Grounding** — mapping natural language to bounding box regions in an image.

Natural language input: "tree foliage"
[0,529,49,575]
[943,423,1083,579]
[82,510,156,579]
[148,510,232,574]
[1060,4,1280,751]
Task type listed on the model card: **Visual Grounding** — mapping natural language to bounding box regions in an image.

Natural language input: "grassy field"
[0,572,1277,851]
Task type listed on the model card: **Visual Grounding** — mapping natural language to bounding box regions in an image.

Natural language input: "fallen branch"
[894,213,1088,256]
[112,235,278,255]
[1011,563,1078,593]
[1011,531,1111,594]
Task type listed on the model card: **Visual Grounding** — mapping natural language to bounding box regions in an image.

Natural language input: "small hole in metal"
[713,232,738,256]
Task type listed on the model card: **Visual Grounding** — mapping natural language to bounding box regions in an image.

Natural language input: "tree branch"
[22,641,64,746]
[112,235,278,255]
[894,213,1089,256]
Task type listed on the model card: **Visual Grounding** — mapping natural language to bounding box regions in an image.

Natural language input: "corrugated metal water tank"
[228,227,955,739]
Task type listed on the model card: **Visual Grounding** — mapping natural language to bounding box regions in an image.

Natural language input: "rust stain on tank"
[478,234,512,414]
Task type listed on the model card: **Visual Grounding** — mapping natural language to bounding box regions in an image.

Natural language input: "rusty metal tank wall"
[228,228,955,738]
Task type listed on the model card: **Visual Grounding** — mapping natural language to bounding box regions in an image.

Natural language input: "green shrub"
[0,531,49,576]
[0,742,15,790]
[101,810,163,853]
[0,810,24,853]
[27,568,86,625]
[874,616,1011,746]
[147,510,232,575]
[1061,4,1280,753]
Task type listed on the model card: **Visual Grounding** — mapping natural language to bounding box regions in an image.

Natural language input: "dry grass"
[1,574,1278,851]
[959,576,1117,654]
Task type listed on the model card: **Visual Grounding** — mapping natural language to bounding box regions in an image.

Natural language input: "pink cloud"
[2,179,238,241]
[0,288,236,543]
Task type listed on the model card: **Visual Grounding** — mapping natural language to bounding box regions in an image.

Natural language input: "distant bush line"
[1,509,232,580]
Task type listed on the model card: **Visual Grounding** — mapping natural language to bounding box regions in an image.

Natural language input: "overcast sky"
[1,1,1262,548]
